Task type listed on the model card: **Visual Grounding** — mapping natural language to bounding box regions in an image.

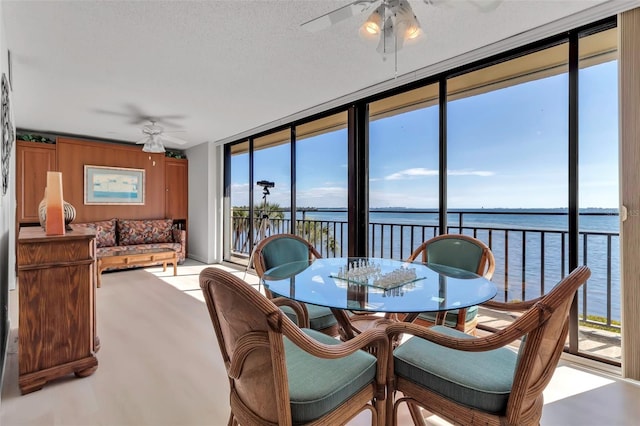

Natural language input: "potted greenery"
[17,133,55,144]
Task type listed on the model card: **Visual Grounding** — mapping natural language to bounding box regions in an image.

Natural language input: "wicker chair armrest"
[271,297,310,328]
[481,296,544,312]
[386,307,546,353]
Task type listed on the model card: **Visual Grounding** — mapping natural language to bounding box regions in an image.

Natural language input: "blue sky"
[232,60,618,210]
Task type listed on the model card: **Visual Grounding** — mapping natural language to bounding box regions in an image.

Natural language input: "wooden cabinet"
[17,226,98,394]
[165,158,188,220]
[16,141,57,224]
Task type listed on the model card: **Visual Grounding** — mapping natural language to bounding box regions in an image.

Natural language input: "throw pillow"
[117,219,174,245]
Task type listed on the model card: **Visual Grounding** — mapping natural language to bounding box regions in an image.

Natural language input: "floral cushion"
[73,219,117,248]
[117,219,174,246]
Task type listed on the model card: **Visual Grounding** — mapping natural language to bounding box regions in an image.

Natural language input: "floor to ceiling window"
[295,112,348,257]
[228,140,250,263]
[253,129,291,243]
[577,27,620,362]
[367,85,440,259]
[447,42,570,307]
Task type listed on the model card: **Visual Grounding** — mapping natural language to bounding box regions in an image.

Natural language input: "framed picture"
[84,165,145,205]
[1,72,15,196]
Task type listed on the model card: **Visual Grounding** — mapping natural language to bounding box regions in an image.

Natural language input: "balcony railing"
[230,209,620,331]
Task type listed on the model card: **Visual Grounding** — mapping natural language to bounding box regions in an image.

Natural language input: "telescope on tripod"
[256,180,275,237]
[244,180,275,278]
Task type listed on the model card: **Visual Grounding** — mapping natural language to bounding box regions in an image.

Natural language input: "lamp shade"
[361,4,385,36]
[142,142,165,153]
[395,0,422,41]
[142,135,165,153]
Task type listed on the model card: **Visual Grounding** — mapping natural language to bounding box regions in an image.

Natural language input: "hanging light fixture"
[361,0,422,59]
[362,4,385,36]
[142,135,165,153]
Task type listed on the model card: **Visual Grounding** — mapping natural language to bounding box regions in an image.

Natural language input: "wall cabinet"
[17,226,98,394]
[165,158,188,221]
[16,141,56,224]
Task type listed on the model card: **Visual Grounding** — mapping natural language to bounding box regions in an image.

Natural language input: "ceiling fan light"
[142,142,165,153]
[142,135,165,153]
[405,21,422,40]
[393,0,421,42]
[361,5,384,37]
[364,21,380,35]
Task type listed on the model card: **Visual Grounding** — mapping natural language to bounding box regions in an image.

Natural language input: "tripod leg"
[242,217,271,285]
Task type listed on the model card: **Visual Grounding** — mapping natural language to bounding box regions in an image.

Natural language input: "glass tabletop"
[261,257,497,313]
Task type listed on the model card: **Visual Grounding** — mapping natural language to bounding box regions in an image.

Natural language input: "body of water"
[292,207,620,322]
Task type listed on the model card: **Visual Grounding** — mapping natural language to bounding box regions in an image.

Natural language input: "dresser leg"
[75,365,98,378]
[18,378,46,395]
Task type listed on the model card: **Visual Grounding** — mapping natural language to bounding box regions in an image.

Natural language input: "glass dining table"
[261,257,497,339]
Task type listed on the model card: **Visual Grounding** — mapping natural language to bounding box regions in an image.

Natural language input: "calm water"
[290,208,620,321]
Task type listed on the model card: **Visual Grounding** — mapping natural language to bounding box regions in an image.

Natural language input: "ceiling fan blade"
[301,0,378,32]
[159,134,188,145]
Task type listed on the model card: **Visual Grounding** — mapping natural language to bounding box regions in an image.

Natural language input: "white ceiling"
[2,0,638,151]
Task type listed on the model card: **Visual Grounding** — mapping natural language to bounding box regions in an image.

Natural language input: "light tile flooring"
[2,259,639,425]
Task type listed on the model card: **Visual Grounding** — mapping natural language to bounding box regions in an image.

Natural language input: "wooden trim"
[619,7,640,381]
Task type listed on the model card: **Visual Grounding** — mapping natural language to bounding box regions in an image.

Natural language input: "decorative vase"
[38,197,76,231]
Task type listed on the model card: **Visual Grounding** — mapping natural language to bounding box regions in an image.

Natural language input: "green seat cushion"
[394,325,517,414]
[280,303,338,331]
[417,305,478,328]
[285,328,377,423]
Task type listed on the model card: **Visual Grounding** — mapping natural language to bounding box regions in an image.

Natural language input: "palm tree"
[296,218,339,256]
[233,204,338,256]
[231,207,250,252]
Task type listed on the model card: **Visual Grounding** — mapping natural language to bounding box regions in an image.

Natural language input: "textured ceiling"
[2,0,638,151]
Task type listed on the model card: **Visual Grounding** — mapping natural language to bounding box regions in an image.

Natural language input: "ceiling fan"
[301,0,501,56]
[136,121,187,153]
[94,103,186,128]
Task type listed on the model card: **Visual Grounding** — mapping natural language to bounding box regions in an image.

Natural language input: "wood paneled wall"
[56,137,167,223]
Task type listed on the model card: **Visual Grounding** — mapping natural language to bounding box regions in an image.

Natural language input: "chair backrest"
[254,233,321,278]
[199,267,292,424]
[505,265,591,424]
[407,234,496,279]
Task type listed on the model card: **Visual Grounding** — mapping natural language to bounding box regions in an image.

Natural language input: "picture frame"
[1,72,15,196]
[84,165,145,205]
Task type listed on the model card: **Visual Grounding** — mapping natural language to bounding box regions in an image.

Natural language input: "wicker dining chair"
[254,233,342,336]
[385,265,591,426]
[199,267,388,426]
[405,233,496,334]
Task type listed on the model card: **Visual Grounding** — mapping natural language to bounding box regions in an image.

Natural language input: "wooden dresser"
[17,226,98,394]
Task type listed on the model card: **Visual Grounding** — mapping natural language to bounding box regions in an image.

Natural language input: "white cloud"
[385,168,438,180]
[384,168,495,180]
